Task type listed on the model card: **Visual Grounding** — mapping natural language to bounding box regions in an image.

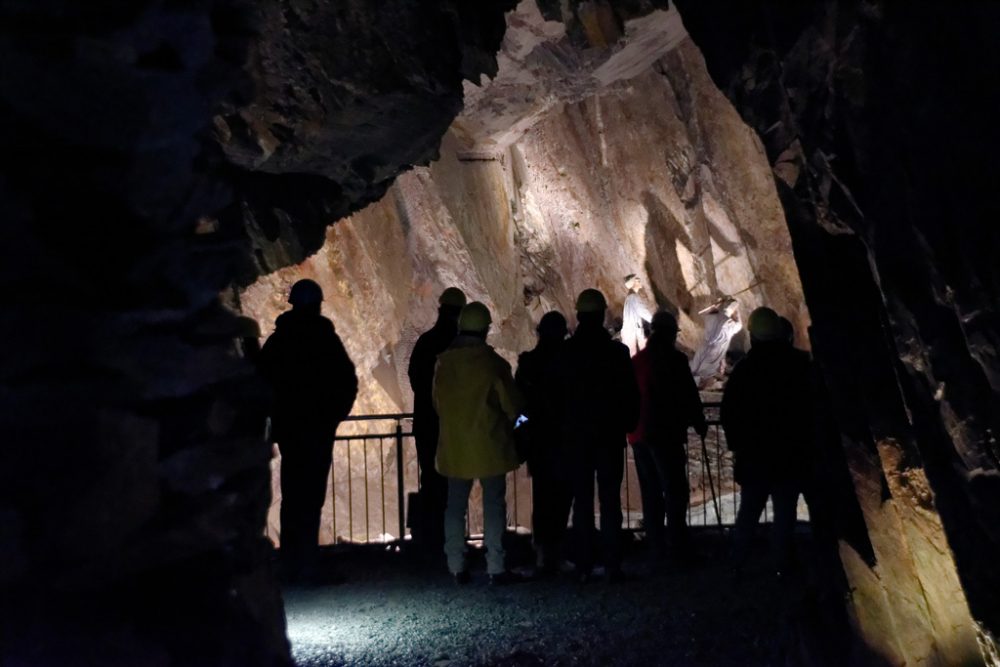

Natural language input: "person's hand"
[695,422,708,439]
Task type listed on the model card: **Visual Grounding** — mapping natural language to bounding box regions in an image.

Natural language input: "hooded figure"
[690,297,742,388]
[622,274,654,357]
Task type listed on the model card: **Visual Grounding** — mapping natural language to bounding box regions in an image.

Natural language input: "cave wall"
[217,0,518,274]
[674,1,1000,663]
[243,8,810,409]
[0,1,514,665]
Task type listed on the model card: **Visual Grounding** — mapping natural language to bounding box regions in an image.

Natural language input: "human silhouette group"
[259,278,817,586]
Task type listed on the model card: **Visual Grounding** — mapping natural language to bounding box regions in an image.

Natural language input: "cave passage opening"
[240,5,812,552]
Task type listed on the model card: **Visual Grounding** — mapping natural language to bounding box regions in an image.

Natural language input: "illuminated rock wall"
[242,35,809,544]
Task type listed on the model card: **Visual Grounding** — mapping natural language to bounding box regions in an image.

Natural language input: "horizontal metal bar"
[334,433,411,441]
[342,404,719,423]
[342,413,413,422]
[323,406,746,545]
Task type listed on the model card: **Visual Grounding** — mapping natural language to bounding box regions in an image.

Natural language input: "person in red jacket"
[628,311,707,563]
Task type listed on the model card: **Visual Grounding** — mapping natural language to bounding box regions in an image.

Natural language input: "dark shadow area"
[642,190,695,317]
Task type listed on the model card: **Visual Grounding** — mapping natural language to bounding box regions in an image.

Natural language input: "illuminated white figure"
[622,274,654,357]
[690,297,742,388]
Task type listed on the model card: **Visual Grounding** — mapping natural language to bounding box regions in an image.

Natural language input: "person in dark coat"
[258,279,358,583]
[721,306,814,574]
[628,311,707,562]
[557,289,640,582]
[515,311,571,576]
[407,287,466,555]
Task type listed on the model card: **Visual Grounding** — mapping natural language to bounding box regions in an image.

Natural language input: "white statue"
[622,274,654,357]
[690,297,742,388]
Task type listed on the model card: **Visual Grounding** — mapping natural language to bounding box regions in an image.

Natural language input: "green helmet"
[439,287,467,308]
[747,307,783,342]
[458,302,492,333]
[575,288,608,313]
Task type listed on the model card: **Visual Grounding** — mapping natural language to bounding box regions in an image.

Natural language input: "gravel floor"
[283,530,852,666]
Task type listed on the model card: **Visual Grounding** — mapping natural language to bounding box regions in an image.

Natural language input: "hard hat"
[288,279,323,306]
[652,311,679,334]
[575,288,608,313]
[537,311,568,339]
[439,287,467,308]
[747,307,783,342]
[458,302,492,333]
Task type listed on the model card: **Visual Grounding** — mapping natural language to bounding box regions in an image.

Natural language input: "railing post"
[623,444,630,530]
[395,419,405,542]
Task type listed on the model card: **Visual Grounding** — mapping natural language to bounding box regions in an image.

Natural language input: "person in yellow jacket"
[433,301,525,584]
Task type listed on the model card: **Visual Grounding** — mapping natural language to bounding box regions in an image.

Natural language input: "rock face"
[217,0,518,277]
[242,18,809,544]
[675,0,1000,663]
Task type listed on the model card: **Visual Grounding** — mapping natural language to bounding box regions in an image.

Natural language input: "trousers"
[571,443,624,573]
[444,474,508,575]
[528,444,573,568]
[413,420,448,551]
[632,441,689,553]
[733,479,799,570]
[278,436,333,574]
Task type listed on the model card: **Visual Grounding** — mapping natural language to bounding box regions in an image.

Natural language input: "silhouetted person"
[779,315,841,576]
[259,279,358,583]
[433,302,525,585]
[515,311,571,575]
[779,315,795,347]
[722,306,814,576]
[407,287,466,556]
[557,289,640,582]
[628,311,707,563]
[622,274,654,357]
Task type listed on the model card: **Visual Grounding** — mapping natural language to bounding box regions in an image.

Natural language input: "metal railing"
[323,413,539,544]
[273,403,796,545]
[330,414,413,545]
